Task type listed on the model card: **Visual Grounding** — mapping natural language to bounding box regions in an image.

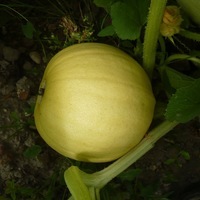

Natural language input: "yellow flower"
[160,6,183,37]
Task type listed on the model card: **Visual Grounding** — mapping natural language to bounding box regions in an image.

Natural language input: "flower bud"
[160,6,183,37]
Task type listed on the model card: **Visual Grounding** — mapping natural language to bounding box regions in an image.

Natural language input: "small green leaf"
[23,145,41,158]
[180,150,190,160]
[164,66,194,89]
[5,180,17,200]
[139,183,158,199]
[165,78,200,123]
[160,66,195,94]
[98,25,115,37]
[118,168,142,181]
[21,21,35,39]
[111,0,149,40]
[164,158,176,165]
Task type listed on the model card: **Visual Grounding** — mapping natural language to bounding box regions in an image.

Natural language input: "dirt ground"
[0,3,200,199]
[1,36,200,200]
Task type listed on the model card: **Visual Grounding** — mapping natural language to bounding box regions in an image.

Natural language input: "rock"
[0,60,9,68]
[16,76,32,100]
[23,61,33,70]
[3,46,20,62]
[0,60,10,78]
[29,51,41,64]
[0,85,15,96]
[0,41,4,59]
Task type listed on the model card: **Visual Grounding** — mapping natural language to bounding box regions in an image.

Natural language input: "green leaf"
[93,0,115,9]
[164,66,194,89]
[179,150,190,160]
[139,183,158,199]
[98,25,115,37]
[5,180,17,200]
[165,78,200,123]
[160,66,195,94]
[118,168,142,181]
[23,145,42,158]
[111,0,149,40]
[21,21,35,39]
[164,158,176,165]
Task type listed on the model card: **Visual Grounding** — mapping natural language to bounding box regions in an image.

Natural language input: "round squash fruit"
[34,43,155,163]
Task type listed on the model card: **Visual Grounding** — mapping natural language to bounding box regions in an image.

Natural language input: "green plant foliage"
[98,25,115,37]
[23,145,42,158]
[164,158,176,165]
[165,78,200,123]
[5,180,35,200]
[160,65,195,95]
[179,150,190,160]
[21,21,36,39]
[1,0,200,199]
[117,168,142,182]
[164,150,191,169]
[95,0,149,40]
[110,0,149,40]
[139,182,159,200]
[162,66,194,90]
[93,0,114,9]
[180,29,200,42]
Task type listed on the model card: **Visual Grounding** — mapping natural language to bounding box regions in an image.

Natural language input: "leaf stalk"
[143,0,167,78]
[65,120,178,199]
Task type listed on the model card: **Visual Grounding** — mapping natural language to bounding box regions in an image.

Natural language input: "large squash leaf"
[165,78,200,123]
[111,0,149,40]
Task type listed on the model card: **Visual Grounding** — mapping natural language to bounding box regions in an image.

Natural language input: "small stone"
[0,60,10,74]
[3,46,20,62]
[23,61,33,70]
[29,51,41,64]
[0,85,15,96]
[16,76,31,100]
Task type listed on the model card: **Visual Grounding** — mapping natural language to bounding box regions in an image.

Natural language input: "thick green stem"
[86,120,178,188]
[65,167,101,200]
[65,3,179,200]
[64,167,92,200]
[66,120,178,200]
[143,0,167,78]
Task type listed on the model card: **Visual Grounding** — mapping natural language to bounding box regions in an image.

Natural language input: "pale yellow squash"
[34,43,155,163]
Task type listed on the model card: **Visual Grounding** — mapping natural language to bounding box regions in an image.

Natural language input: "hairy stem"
[143,0,167,78]
[66,120,179,200]
[165,54,200,65]
[90,120,178,188]
[179,29,200,42]
[64,167,92,200]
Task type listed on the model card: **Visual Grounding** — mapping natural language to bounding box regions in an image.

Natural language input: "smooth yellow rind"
[34,43,155,162]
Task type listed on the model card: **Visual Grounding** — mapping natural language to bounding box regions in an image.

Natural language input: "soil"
[0,1,200,200]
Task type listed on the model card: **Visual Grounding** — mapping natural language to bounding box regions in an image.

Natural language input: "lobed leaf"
[165,78,200,123]
[110,0,149,40]
[98,25,115,37]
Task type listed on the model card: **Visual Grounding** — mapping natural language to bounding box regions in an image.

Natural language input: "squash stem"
[90,120,178,188]
[143,0,167,78]
[66,121,178,199]
[64,166,93,200]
